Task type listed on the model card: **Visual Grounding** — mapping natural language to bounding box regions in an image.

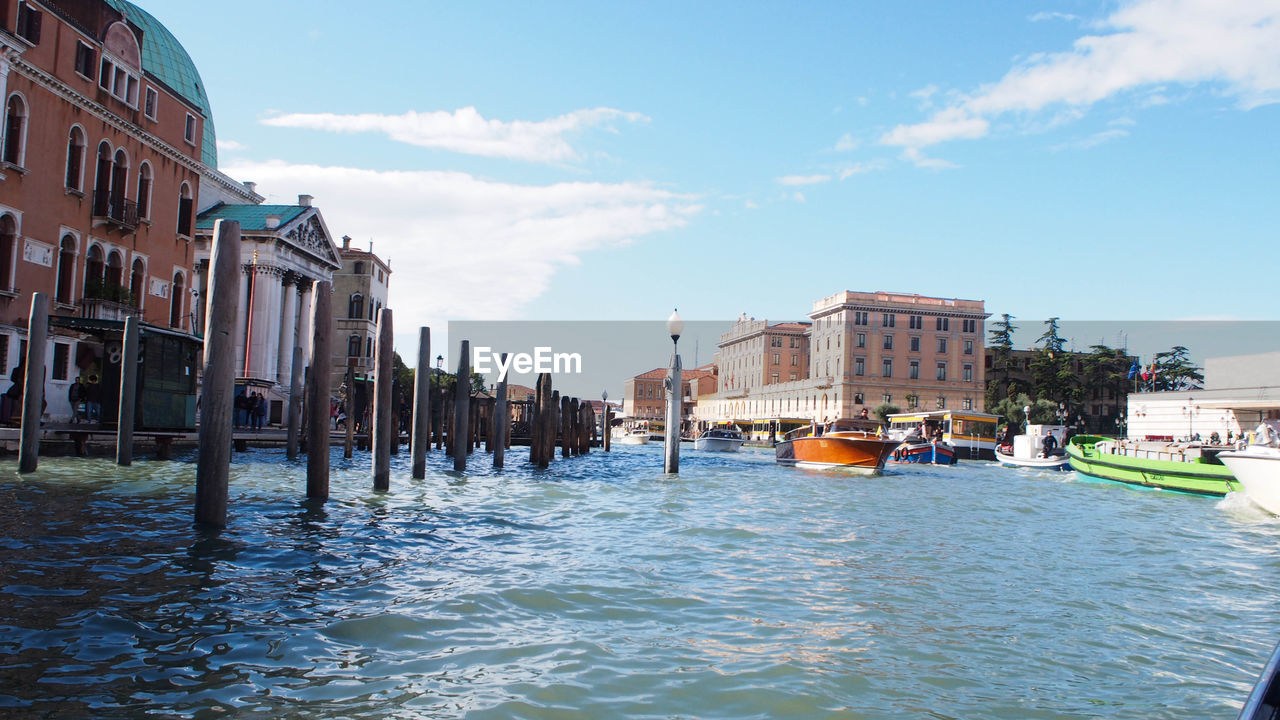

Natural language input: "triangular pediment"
[282,211,341,269]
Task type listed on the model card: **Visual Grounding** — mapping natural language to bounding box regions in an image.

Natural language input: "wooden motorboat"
[694,425,744,452]
[775,418,899,474]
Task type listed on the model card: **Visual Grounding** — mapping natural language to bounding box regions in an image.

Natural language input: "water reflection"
[0,447,1277,717]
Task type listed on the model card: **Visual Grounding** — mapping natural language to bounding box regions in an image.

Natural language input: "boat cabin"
[887,410,1000,460]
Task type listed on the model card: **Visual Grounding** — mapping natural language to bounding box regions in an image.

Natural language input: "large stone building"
[0,0,255,422]
[330,235,391,416]
[193,197,342,424]
[695,291,990,424]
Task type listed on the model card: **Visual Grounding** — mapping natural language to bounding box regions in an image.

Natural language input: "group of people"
[235,389,267,430]
[67,377,102,423]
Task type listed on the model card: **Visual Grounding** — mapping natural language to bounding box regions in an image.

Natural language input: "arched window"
[169,272,184,328]
[0,214,15,292]
[348,293,363,319]
[65,126,86,190]
[130,258,145,308]
[347,334,360,357]
[109,149,129,220]
[177,183,193,236]
[365,337,373,357]
[136,162,152,219]
[93,142,112,216]
[56,235,76,304]
[3,95,27,166]
[84,244,104,297]
[105,249,124,289]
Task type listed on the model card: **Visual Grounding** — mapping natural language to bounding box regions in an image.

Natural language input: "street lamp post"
[1182,396,1199,441]
[602,389,610,452]
[664,309,684,473]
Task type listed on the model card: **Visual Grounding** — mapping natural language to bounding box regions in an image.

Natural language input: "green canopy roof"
[102,0,218,168]
[196,204,309,232]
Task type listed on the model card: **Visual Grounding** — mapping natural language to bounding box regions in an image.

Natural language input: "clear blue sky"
[153,1,1280,361]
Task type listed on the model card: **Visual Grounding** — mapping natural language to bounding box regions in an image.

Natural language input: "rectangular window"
[854,392,864,405]
[910,336,920,352]
[16,2,42,44]
[962,319,977,333]
[52,343,70,381]
[144,87,158,119]
[185,114,197,144]
[882,313,895,328]
[936,317,950,331]
[963,364,973,383]
[770,372,779,383]
[856,332,865,348]
[790,337,799,348]
[938,337,947,354]
[964,339,974,355]
[789,372,797,381]
[937,396,947,410]
[75,42,95,79]
[882,359,893,377]
[99,58,112,89]
[910,315,923,329]
[882,393,892,405]
[854,311,868,326]
[963,398,974,411]
[883,334,893,350]
[936,362,947,381]
[0,334,9,374]
[909,361,919,379]
[791,354,798,366]
[854,358,865,376]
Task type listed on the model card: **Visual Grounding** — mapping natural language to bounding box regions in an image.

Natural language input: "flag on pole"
[1127,359,1139,379]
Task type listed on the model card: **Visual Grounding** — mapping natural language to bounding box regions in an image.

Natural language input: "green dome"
[103,0,217,168]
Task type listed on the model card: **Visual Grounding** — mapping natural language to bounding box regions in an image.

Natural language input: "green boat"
[1066,435,1239,497]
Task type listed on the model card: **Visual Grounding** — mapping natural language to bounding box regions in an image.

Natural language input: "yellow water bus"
[887,410,1000,461]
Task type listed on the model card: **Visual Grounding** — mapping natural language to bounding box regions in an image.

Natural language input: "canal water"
[2,444,1279,719]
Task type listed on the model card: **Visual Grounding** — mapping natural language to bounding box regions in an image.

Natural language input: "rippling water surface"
[3,444,1280,719]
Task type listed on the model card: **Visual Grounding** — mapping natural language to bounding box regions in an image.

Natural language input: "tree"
[1151,346,1203,392]
[871,403,901,424]
[990,393,1060,427]
[986,313,1017,404]
[1030,317,1073,404]
[1079,344,1131,429]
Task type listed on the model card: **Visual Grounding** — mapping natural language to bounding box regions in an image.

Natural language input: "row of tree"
[985,314,1203,427]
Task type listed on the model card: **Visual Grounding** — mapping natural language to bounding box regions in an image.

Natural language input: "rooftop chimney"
[265,214,281,229]
[243,181,256,194]
[342,235,351,250]
[369,240,374,254]
[298,194,313,207]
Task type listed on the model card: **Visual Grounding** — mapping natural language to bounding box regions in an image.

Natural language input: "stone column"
[234,265,250,377]
[248,264,282,380]
[296,281,313,366]
[277,275,299,385]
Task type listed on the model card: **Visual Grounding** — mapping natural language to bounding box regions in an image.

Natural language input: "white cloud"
[224,160,698,341]
[901,147,958,170]
[838,161,885,179]
[777,173,832,186]
[745,200,759,210]
[882,0,1280,151]
[217,139,246,152]
[1028,11,1080,23]
[834,133,860,152]
[261,106,649,163]
[1051,128,1130,151]
[793,192,806,203]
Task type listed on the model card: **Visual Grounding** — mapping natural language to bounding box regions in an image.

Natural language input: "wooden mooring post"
[452,340,470,472]
[306,280,333,500]
[372,307,394,491]
[18,292,48,474]
[492,354,508,468]
[195,220,240,525]
[286,345,303,461]
[411,327,431,479]
[115,314,140,466]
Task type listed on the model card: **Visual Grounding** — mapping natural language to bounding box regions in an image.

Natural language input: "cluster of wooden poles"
[191,220,611,529]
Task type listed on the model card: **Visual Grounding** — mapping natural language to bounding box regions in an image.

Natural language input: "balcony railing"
[93,188,140,230]
[80,297,141,321]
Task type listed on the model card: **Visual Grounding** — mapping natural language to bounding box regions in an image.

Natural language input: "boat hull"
[995,449,1071,471]
[891,441,957,465]
[694,437,743,452]
[615,435,648,446]
[1219,448,1280,515]
[1066,436,1237,496]
[775,433,899,474]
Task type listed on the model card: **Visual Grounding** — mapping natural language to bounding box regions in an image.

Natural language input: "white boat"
[994,424,1070,471]
[614,426,650,446]
[1219,425,1280,514]
[694,426,744,452]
